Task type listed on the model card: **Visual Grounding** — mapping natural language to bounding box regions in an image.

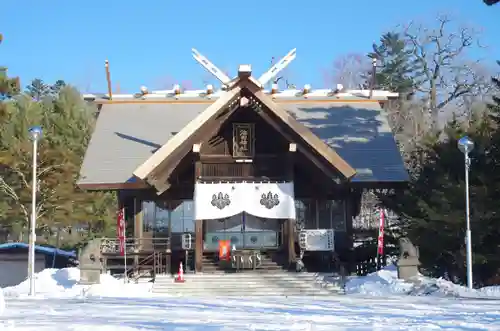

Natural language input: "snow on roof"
[0,243,76,258]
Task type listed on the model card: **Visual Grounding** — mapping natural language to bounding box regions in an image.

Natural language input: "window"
[171,200,195,233]
[141,200,195,234]
[295,199,346,231]
[295,200,315,229]
[142,201,156,233]
[331,200,347,231]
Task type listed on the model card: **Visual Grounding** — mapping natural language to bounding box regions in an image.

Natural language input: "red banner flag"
[117,207,125,256]
[377,209,385,255]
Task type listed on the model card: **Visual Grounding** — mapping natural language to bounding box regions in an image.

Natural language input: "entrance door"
[204,213,280,250]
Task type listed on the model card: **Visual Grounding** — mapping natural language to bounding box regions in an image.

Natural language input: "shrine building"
[78,49,408,275]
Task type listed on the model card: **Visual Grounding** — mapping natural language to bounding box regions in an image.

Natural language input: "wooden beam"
[78,181,149,190]
[154,180,171,196]
[96,99,387,105]
[200,154,279,163]
[192,143,201,153]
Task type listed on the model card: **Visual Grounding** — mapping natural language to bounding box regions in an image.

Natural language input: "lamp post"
[458,135,474,289]
[28,125,42,296]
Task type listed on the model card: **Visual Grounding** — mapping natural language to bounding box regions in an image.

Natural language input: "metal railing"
[100,237,170,253]
[121,251,166,282]
[99,234,195,253]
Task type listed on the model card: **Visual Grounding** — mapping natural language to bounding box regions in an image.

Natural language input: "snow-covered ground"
[1,266,500,330]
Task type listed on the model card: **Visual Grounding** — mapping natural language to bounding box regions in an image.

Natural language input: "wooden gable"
[133,76,356,193]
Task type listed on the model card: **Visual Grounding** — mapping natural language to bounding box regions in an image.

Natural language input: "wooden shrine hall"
[78,49,408,276]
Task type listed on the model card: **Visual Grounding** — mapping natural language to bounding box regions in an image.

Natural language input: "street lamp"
[458,135,474,289]
[28,125,42,296]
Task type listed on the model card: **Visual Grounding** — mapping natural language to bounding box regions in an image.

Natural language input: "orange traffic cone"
[175,262,185,283]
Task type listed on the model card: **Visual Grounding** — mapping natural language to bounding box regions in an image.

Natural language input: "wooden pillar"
[133,198,143,249]
[287,143,297,265]
[345,189,355,275]
[133,198,143,268]
[195,219,203,272]
[193,143,203,272]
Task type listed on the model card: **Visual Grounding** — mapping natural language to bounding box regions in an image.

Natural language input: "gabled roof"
[78,95,408,189]
[132,77,356,192]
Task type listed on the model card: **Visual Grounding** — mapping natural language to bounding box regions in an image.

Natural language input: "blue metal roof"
[0,243,77,258]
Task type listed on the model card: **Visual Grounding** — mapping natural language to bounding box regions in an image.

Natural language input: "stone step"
[153,284,327,289]
[155,276,329,283]
[153,281,343,293]
[202,262,279,266]
[153,294,336,297]
[152,290,335,296]
[200,267,284,273]
[152,288,339,294]
[156,273,337,279]
[202,261,279,267]
[153,282,341,290]
[151,286,335,293]
[152,271,345,297]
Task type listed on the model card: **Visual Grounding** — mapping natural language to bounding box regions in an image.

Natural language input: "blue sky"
[2,0,499,93]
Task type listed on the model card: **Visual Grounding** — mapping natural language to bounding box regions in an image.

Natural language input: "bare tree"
[402,15,490,130]
[323,53,371,89]
[153,75,176,90]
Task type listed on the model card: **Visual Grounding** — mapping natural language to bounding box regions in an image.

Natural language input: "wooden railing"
[200,160,285,179]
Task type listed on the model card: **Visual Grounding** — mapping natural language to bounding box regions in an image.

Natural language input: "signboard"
[117,207,125,256]
[299,229,334,251]
[232,123,255,158]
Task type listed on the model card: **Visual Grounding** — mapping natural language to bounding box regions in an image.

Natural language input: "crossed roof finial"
[191,48,297,88]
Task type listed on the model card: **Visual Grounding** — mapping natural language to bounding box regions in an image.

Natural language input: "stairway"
[152,271,344,297]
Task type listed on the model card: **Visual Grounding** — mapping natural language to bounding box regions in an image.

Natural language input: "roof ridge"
[83,88,398,102]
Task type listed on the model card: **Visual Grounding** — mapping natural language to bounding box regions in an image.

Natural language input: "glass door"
[204,213,280,250]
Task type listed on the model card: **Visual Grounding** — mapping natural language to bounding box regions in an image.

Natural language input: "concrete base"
[397,258,420,281]
[79,268,101,285]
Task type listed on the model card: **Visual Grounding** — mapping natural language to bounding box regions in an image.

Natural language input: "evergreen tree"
[484,0,499,5]
[381,65,500,285]
[0,34,20,99]
[50,80,67,96]
[487,61,500,125]
[368,32,416,96]
[0,85,116,245]
[25,78,50,101]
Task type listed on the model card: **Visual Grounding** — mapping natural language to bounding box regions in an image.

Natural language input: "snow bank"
[345,264,414,295]
[344,264,500,299]
[2,268,152,299]
[0,287,4,316]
